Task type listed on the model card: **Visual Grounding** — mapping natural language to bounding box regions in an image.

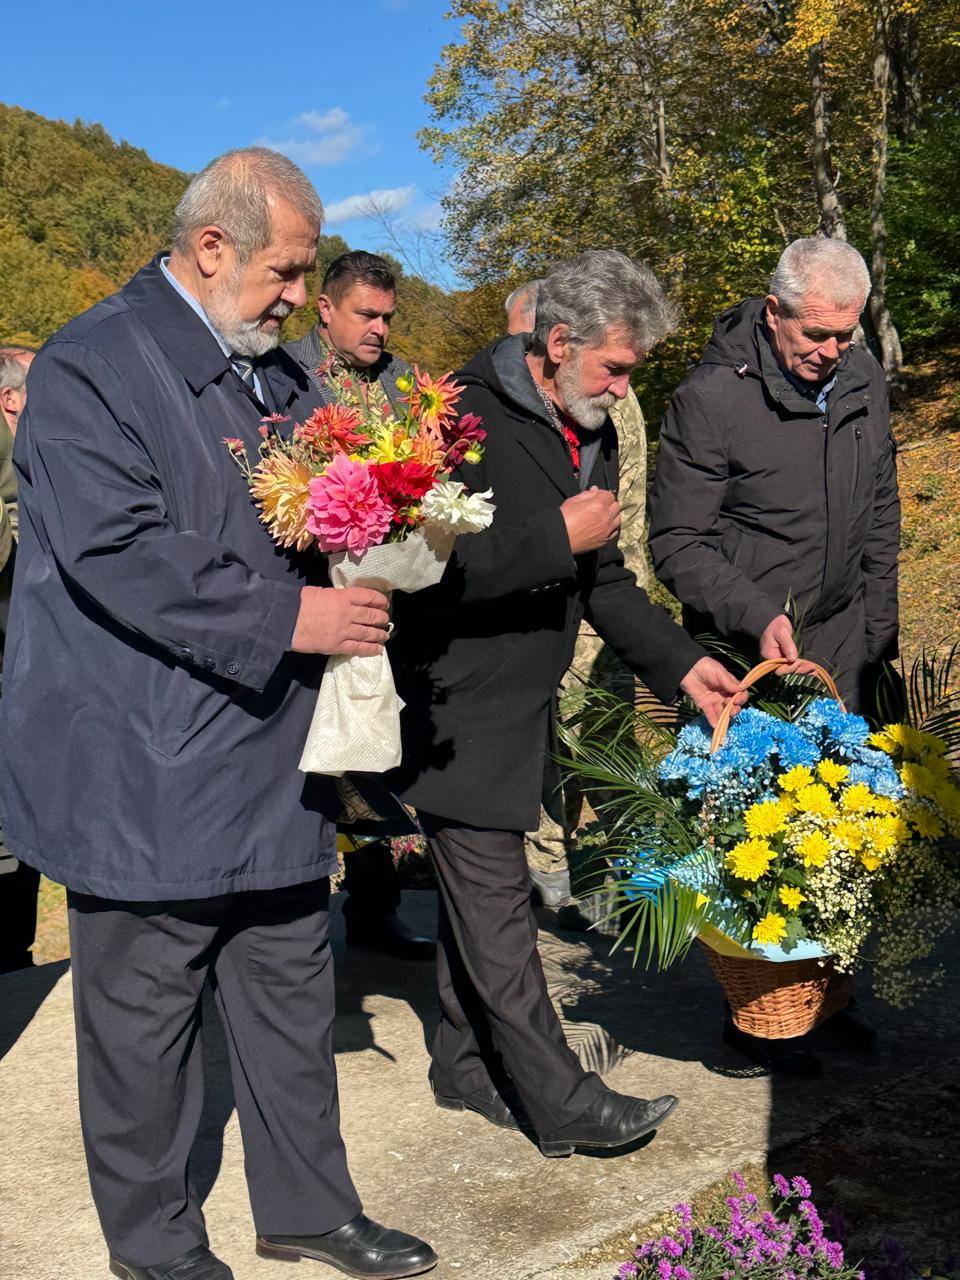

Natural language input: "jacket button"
[178,646,193,661]
[226,660,241,675]
[201,656,217,671]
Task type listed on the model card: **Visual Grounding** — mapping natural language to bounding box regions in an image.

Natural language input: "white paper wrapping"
[299,527,456,776]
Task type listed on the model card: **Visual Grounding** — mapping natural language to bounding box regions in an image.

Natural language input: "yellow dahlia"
[251,454,315,551]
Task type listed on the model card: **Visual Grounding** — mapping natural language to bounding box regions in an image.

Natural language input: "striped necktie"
[230,354,256,387]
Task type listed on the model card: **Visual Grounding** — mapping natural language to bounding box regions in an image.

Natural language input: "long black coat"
[0,257,339,900]
[648,298,899,706]
[389,335,704,832]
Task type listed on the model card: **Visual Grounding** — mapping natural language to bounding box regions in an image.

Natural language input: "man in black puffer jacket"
[650,236,900,714]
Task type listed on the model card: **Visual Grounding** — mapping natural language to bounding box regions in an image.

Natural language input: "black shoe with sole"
[538,1087,678,1158]
[344,913,434,961]
[722,1016,822,1077]
[109,1245,233,1280]
[430,1077,527,1132]
[256,1214,438,1278]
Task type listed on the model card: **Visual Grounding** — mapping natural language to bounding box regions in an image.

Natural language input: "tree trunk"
[889,7,921,141]
[809,41,848,240]
[868,5,904,380]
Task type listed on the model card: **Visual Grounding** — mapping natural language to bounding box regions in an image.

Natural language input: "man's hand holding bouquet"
[226,365,494,774]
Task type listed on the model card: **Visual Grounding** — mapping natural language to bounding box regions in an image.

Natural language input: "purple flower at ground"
[657,1258,672,1280]
[705,1227,722,1241]
[743,1193,758,1209]
[796,1243,812,1260]
[792,1175,813,1198]
[638,1243,653,1260]
[673,1268,692,1280]
[824,1241,845,1269]
[732,1170,747,1192]
[618,1264,638,1279]
[773,1174,791,1197]
[673,1203,693,1226]
[660,1237,684,1259]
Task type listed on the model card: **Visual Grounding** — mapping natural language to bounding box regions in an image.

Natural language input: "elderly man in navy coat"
[0,149,436,1280]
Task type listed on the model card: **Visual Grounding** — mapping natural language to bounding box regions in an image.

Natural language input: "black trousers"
[421,815,603,1137]
[341,841,402,920]
[67,879,361,1265]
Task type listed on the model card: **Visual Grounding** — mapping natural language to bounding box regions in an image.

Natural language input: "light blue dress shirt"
[159,257,266,403]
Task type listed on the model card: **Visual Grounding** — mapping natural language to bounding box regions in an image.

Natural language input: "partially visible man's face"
[554,328,640,431]
[318,283,396,369]
[765,291,863,383]
[206,199,318,358]
[0,352,33,434]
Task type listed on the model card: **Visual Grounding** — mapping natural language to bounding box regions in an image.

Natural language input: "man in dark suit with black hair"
[0,148,436,1280]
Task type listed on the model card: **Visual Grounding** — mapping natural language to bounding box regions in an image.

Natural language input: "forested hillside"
[0,104,500,369]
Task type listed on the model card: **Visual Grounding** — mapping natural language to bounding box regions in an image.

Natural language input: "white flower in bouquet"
[421,480,495,534]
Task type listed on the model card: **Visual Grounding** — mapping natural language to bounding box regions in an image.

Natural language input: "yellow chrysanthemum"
[922,753,951,782]
[795,783,837,819]
[908,806,945,839]
[250,454,314,551]
[901,761,940,800]
[753,913,788,945]
[779,765,814,793]
[779,886,806,911]
[797,830,832,867]
[870,795,897,815]
[862,815,901,855]
[817,759,850,789]
[744,799,789,838]
[841,783,875,814]
[833,819,865,851]
[933,783,960,821]
[869,729,898,755]
[861,853,881,872]
[725,839,776,882]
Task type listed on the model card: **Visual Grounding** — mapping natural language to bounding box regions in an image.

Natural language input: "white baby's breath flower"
[421,480,495,534]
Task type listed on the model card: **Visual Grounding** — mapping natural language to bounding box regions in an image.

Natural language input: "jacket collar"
[123,255,310,412]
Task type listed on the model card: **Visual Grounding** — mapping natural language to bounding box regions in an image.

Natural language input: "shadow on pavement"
[0,958,70,1062]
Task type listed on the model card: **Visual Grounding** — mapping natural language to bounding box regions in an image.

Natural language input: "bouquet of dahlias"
[226,364,494,775]
[565,653,960,1005]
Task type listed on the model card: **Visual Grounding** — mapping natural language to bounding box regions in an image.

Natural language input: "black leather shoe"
[256,1214,438,1278]
[344,913,434,961]
[529,867,572,909]
[430,1077,527,1131]
[722,1017,822,1077]
[539,1087,678,1157]
[819,1006,877,1052]
[109,1245,233,1280]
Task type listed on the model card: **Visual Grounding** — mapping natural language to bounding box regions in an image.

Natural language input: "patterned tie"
[230,353,256,387]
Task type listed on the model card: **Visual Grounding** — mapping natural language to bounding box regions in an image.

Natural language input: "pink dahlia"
[306,454,393,553]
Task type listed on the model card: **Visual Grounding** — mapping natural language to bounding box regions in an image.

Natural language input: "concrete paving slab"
[1,890,957,1280]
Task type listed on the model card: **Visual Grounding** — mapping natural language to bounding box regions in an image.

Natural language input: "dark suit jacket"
[388,335,705,832]
[0,256,338,899]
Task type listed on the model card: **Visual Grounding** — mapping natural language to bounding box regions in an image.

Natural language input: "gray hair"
[532,250,678,354]
[504,280,542,323]
[0,350,29,392]
[171,147,324,264]
[770,236,871,315]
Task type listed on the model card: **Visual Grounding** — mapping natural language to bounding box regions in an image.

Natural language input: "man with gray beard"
[389,250,744,1156]
[1,148,436,1280]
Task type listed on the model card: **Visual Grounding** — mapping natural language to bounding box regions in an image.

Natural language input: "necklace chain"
[533,380,565,434]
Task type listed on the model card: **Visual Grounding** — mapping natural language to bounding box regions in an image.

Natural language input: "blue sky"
[6,0,462,281]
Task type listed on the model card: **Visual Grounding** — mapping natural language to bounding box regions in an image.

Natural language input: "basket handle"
[709,659,845,754]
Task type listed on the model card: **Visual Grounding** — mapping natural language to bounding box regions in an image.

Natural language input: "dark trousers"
[0,857,40,972]
[67,879,361,1266]
[341,841,402,920]
[421,815,602,1137]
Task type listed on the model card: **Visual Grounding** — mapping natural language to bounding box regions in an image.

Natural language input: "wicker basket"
[700,941,852,1037]
[703,658,852,1038]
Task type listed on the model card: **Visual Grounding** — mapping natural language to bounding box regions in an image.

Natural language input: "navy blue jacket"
[0,257,339,899]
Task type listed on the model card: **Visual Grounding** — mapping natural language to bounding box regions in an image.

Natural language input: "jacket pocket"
[144,662,232,760]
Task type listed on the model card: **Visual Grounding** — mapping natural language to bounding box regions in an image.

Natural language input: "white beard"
[555,356,618,431]
[206,271,294,357]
